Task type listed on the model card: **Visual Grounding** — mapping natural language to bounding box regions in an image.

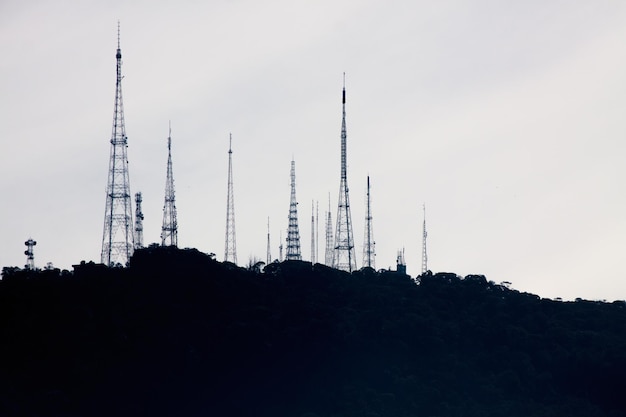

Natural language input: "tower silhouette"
[279,230,283,262]
[325,196,334,266]
[310,201,316,263]
[421,203,428,274]
[363,176,375,269]
[266,217,271,265]
[24,238,36,270]
[333,75,356,272]
[101,24,134,266]
[134,192,144,249]
[224,134,237,264]
[286,160,302,260]
[161,125,178,247]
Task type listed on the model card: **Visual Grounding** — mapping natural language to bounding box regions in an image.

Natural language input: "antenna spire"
[333,74,356,272]
[266,217,272,265]
[363,175,376,269]
[286,159,302,260]
[161,124,178,247]
[101,24,134,266]
[134,192,144,249]
[325,194,334,266]
[421,203,428,274]
[224,133,237,263]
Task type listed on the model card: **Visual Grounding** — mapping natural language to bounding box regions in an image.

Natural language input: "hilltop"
[1,246,625,417]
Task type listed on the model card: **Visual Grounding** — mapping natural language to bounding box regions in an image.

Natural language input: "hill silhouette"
[1,246,625,417]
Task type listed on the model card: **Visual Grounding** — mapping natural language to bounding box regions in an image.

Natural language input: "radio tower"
[325,195,333,266]
[161,124,178,247]
[266,217,271,265]
[333,74,356,272]
[134,192,144,249]
[310,201,316,263]
[24,238,36,270]
[286,160,302,260]
[316,201,319,263]
[279,230,283,262]
[224,134,237,264]
[363,176,375,269]
[421,203,428,274]
[101,23,134,267]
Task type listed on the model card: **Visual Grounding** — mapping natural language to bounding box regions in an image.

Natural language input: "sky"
[1,0,625,301]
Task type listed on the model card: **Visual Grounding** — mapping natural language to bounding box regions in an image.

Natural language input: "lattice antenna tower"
[266,217,271,265]
[363,175,376,269]
[316,201,319,263]
[421,203,428,274]
[333,74,356,271]
[161,123,178,247]
[24,238,36,270]
[310,201,316,263]
[101,23,134,266]
[224,134,237,263]
[286,160,302,260]
[325,195,334,266]
[279,230,283,262]
[134,192,144,249]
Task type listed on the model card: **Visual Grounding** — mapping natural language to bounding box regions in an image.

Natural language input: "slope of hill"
[1,246,625,417]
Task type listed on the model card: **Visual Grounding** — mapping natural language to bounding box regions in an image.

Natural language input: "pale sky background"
[1,0,625,301]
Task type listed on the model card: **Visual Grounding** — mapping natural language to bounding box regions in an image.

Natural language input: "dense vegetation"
[1,246,625,417]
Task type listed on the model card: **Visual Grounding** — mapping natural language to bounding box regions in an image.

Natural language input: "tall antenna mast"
[325,194,334,266]
[363,175,375,269]
[279,230,283,262]
[421,203,428,274]
[333,74,356,271]
[310,201,316,263]
[286,159,302,260]
[316,201,319,264]
[24,238,37,270]
[134,192,144,249]
[224,134,237,263]
[101,22,134,266]
[161,123,178,247]
[266,217,271,265]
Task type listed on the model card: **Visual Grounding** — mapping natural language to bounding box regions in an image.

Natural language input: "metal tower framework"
[286,160,302,260]
[161,125,178,247]
[310,201,316,263]
[325,196,334,266]
[421,203,428,274]
[134,192,144,249]
[363,176,375,269]
[333,75,357,272]
[101,24,134,267]
[224,134,237,263]
[24,238,36,270]
[266,217,271,265]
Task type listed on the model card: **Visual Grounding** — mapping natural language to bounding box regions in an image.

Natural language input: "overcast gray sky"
[1,0,625,301]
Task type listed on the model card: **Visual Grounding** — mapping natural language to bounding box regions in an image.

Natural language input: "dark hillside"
[1,246,625,417]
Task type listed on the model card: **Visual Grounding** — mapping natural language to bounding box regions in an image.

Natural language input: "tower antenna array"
[421,203,428,274]
[24,238,36,270]
[363,175,375,269]
[286,160,302,260]
[224,134,237,264]
[135,192,144,249]
[161,123,178,247]
[101,23,134,266]
[333,74,356,271]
